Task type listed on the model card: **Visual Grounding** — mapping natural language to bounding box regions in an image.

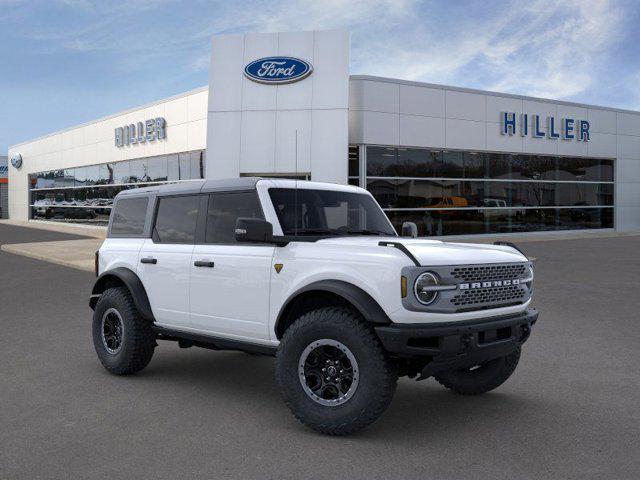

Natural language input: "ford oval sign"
[244,57,313,85]
[10,153,23,169]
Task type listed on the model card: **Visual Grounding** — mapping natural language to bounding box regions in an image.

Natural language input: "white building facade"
[7,29,640,236]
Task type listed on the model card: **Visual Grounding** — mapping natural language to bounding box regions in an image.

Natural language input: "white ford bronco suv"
[90,178,538,435]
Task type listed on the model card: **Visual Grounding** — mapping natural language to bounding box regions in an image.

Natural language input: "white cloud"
[8,0,633,105]
[345,0,625,101]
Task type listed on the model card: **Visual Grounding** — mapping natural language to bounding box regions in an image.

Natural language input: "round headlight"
[414,272,439,305]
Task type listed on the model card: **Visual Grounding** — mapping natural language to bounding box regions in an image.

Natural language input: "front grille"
[451,285,526,308]
[451,264,527,283]
[402,261,534,314]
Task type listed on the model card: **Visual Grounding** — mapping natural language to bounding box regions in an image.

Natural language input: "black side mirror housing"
[235,218,274,243]
[401,221,418,238]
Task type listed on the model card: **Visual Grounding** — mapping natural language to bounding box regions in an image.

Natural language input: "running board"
[153,326,277,356]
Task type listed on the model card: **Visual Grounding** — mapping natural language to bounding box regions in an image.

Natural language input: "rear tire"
[92,287,155,375]
[434,347,521,395]
[276,307,397,435]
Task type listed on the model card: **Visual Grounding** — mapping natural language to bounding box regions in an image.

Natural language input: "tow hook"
[520,324,531,342]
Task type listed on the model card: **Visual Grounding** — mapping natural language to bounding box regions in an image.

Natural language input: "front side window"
[268,188,396,237]
[154,195,200,244]
[110,197,148,237]
[205,192,264,244]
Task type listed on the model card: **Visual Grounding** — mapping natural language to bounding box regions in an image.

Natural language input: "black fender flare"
[275,280,391,338]
[89,267,154,321]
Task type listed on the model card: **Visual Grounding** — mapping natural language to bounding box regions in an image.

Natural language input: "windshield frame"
[266,186,398,240]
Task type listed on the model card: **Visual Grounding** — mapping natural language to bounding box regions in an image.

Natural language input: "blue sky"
[2,0,639,153]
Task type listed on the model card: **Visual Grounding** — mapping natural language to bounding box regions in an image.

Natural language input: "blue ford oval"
[244,56,313,84]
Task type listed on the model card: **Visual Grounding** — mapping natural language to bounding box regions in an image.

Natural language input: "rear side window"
[154,195,200,244]
[110,197,148,237]
[205,192,264,244]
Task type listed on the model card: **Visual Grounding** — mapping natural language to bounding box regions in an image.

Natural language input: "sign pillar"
[206,30,350,184]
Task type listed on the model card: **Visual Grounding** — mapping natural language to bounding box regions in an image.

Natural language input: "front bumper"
[375,309,538,379]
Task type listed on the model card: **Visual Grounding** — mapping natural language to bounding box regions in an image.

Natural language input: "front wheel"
[434,347,521,395]
[276,307,397,435]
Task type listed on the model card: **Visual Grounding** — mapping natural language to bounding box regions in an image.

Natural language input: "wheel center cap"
[327,366,337,376]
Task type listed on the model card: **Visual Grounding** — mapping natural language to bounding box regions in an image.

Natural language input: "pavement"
[0,219,107,238]
[1,238,103,272]
[0,220,103,272]
[0,222,639,479]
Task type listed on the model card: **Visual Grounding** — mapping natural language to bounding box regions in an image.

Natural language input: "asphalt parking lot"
[1,223,639,480]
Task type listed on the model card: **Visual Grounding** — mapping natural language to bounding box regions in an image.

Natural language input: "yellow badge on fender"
[274,263,284,274]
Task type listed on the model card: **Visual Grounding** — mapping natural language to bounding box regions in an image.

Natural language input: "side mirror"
[401,221,418,238]
[235,218,274,243]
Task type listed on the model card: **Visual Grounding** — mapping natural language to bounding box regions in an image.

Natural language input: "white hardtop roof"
[116,177,367,199]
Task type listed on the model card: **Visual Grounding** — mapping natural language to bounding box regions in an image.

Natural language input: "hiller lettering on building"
[115,118,166,147]
[500,112,590,142]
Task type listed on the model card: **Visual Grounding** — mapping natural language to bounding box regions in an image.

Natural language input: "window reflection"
[130,159,149,183]
[367,147,614,183]
[29,150,205,225]
[367,146,615,236]
[368,179,614,210]
[111,161,130,184]
[167,154,180,181]
[387,207,613,237]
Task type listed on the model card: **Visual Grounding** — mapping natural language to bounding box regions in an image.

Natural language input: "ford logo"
[244,56,313,85]
[10,153,23,169]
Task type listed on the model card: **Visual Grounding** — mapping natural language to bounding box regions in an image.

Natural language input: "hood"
[317,236,528,266]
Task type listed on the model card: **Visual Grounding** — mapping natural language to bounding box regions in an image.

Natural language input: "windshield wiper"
[345,229,393,236]
[285,228,343,236]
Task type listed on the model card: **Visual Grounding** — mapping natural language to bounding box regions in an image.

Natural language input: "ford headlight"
[414,272,440,305]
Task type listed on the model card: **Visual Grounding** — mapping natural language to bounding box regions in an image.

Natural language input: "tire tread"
[92,287,155,375]
[276,307,397,435]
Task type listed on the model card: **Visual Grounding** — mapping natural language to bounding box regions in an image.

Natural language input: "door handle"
[140,257,157,264]
[194,260,215,268]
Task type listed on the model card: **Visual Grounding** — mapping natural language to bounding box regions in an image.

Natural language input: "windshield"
[268,188,397,237]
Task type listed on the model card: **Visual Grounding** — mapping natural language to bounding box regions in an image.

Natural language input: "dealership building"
[7,29,640,236]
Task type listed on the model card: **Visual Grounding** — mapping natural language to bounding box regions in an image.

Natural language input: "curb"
[1,244,95,272]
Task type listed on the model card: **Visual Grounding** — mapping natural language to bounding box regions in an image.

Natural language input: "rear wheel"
[276,307,397,435]
[92,287,155,375]
[434,347,521,395]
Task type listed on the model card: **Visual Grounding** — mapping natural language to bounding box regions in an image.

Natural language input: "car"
[482,198,508,220]
[90,178,538,435]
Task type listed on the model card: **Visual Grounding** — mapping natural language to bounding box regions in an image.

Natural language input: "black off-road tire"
[434,347,521,395]
[276,307,397,435]
[92,287,156,375]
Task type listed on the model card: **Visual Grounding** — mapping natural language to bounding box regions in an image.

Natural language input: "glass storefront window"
[148,155,168,182]
[29,150,206,225]
[190,151,205,179]
[167,154,180,181]
[397,148,442,177]
[368,178,614,211]
[130,158,149,183]
[366,146,615,236]
[348,146,359,177]
[386,207,613,237]
[111,161,130,184]
[179,153,192,180]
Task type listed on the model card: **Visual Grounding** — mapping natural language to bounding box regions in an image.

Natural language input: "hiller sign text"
[500,112,590,142]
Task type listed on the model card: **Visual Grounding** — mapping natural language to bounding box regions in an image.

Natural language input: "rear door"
[137,194,200,329]
[189,191,274,341]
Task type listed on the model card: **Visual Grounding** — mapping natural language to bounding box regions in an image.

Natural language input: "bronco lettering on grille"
[459,279,521,290]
